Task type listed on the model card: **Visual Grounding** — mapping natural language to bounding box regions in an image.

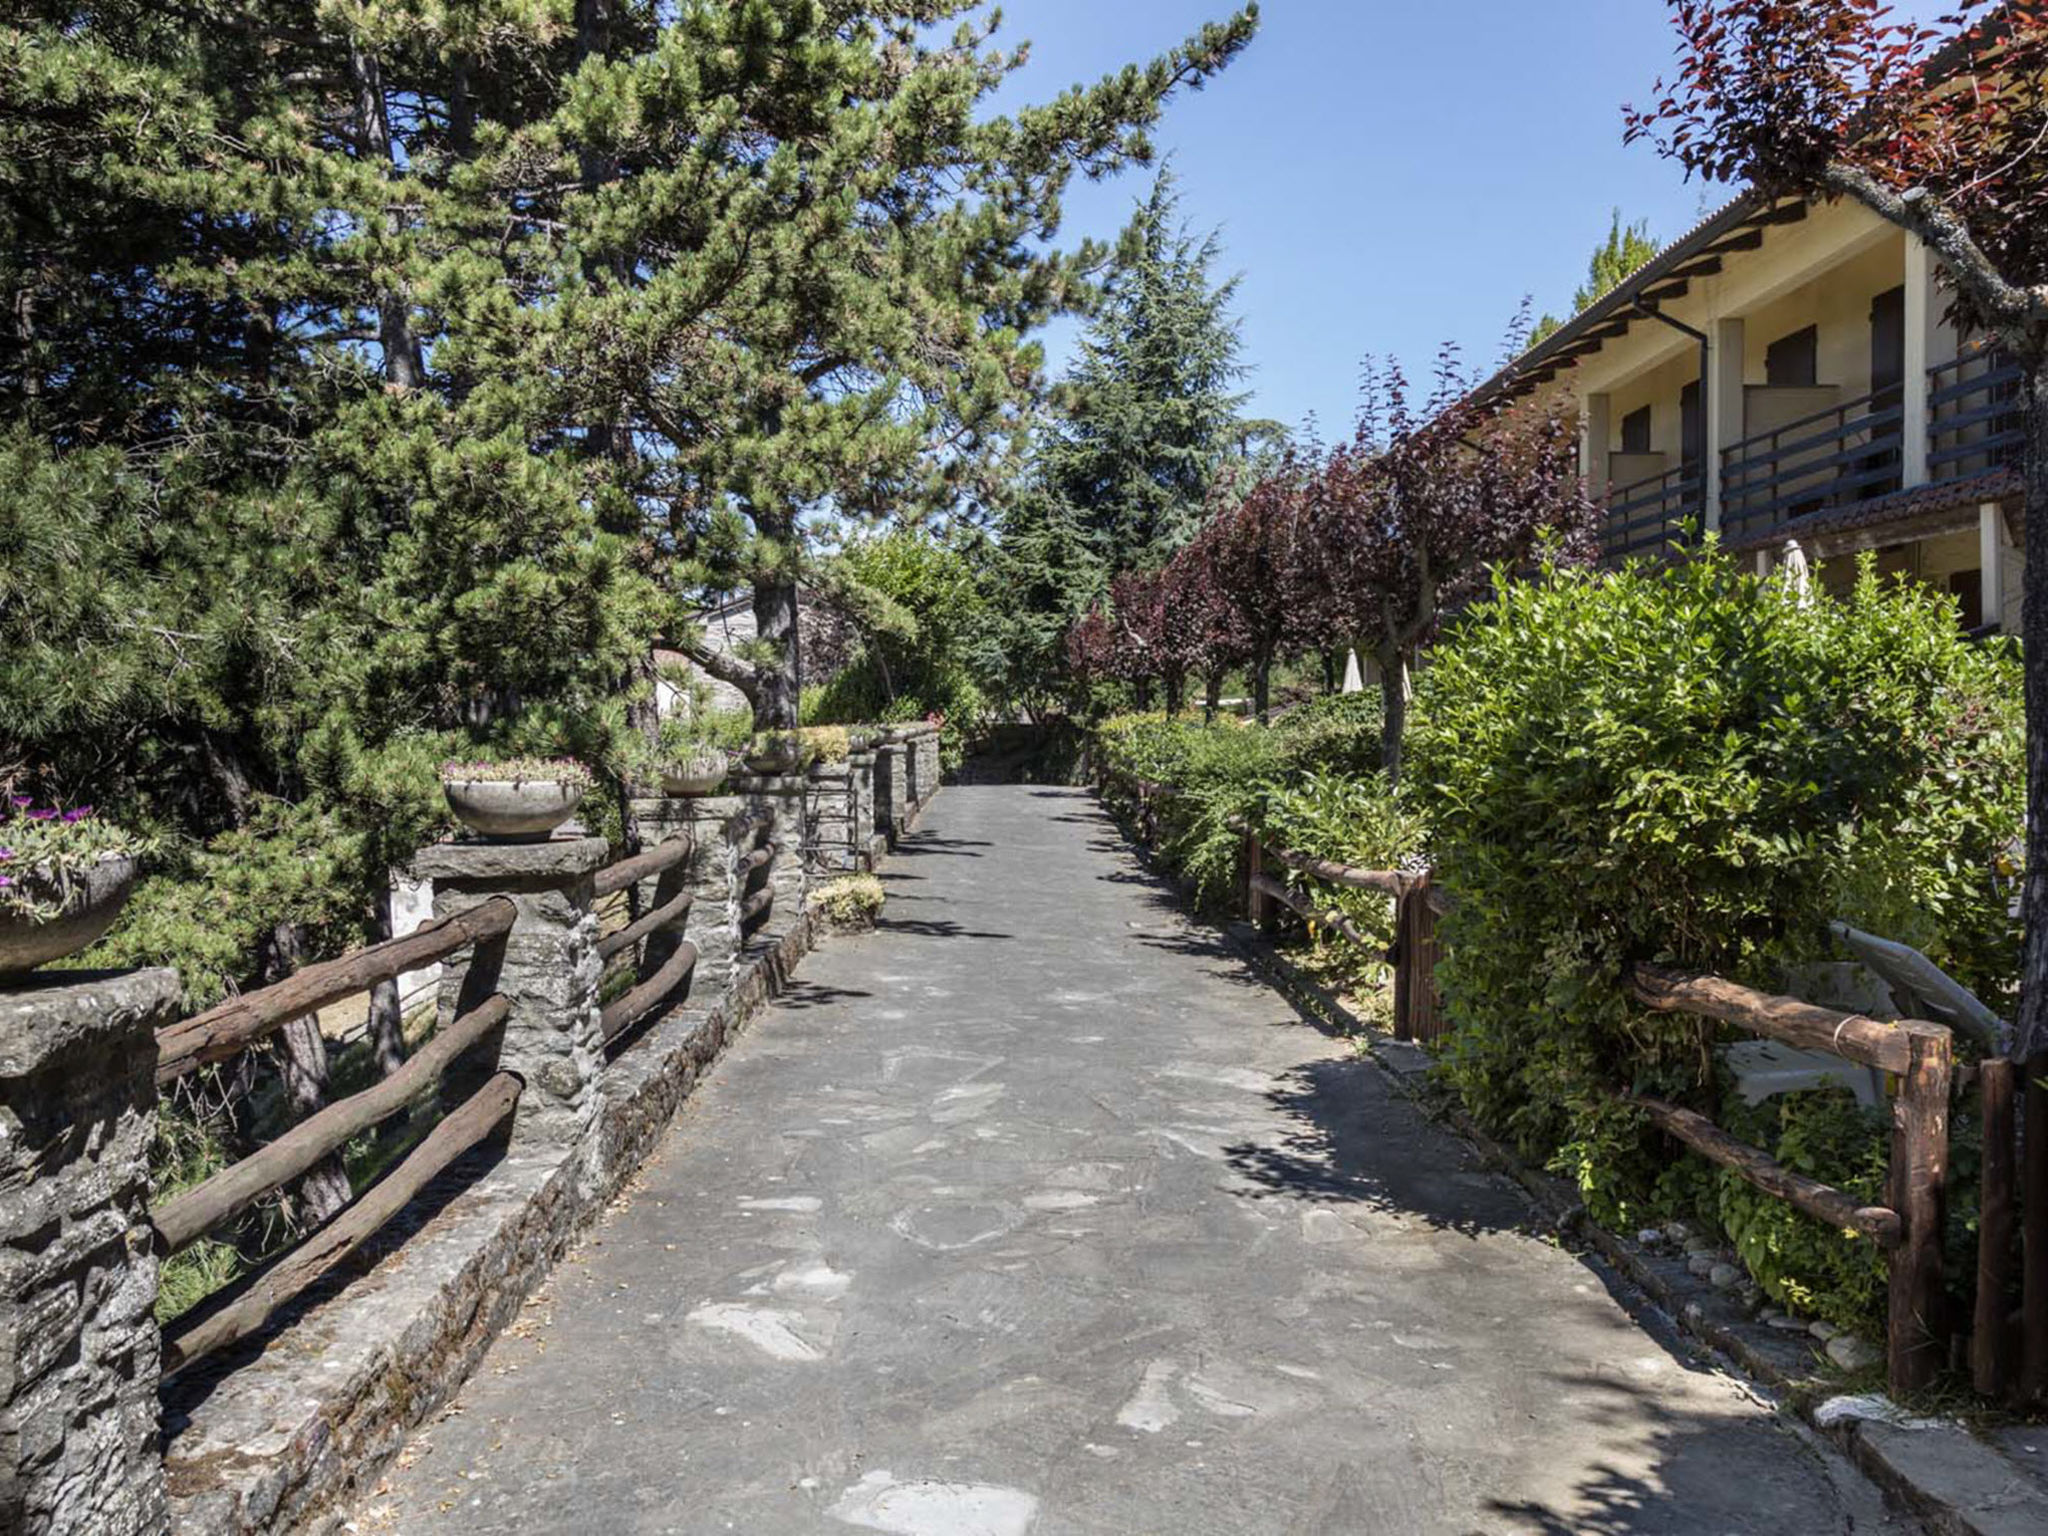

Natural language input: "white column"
[1903,234,1932,488]
[1582,392,1611,503]
[1981,503,2009,631]
[1706,317,1746,533]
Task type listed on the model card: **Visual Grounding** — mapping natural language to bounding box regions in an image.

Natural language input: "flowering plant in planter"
[0,799,151,921]
[438,758,593,841]
[437,757,595,791]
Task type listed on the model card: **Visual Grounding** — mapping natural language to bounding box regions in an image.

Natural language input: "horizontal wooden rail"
[594,835,693,898]
[741,844,775,876]
[155,897,518,1083]
[1626,962,1922,1075]
[739,885,774,925]
[1248,871,1378,954]
[162,1070,522,1377]
[1630,1093,1901,1245]
[152,994,511,1254]
[596,889,695,963]
[1261,842,1415,898]
[600,941,700,1044]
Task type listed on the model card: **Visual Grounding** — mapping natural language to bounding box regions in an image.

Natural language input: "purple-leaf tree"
[1199,460,1315,720]
[1309,348,1596,785]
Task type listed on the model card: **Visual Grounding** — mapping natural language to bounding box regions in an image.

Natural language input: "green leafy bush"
[1406,553,2020,1324]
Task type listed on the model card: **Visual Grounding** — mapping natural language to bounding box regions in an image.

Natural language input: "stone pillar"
[915,728,941,810]
[875,740,910,845]
[1,968,178,1536]
[627,795,710,981]
[416,835,607,1153]
[803,762,856,874]
[734,775,807,928]
[847,749,878,870]
[666,794,746,991]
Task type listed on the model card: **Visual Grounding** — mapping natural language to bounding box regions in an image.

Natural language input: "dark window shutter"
[1620,404,1652,455]
[1766,325,1819,388]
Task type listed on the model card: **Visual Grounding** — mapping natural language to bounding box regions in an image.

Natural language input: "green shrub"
[1269,691,1386,778]
[1407,553,2021,1326]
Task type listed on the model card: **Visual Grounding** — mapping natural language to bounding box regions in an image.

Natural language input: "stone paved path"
[360,785,1904,1536]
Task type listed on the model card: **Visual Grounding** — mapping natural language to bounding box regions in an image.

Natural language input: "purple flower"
[7,796,29,811]
[0,875,14,889]
[25,809,56,822]
[0,848,11,861]
[61,807,93,823]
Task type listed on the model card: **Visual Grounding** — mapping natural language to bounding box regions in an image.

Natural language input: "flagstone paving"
[358,785,1905,1535]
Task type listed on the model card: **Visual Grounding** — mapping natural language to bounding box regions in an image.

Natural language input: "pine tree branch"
[660,634,760,701]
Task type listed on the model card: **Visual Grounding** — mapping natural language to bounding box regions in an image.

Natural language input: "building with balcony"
[1475,193,2025,633]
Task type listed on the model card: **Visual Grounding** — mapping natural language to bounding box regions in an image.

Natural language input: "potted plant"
[440,757,593,841]
[650,718,730,796]
[0,799,149,976]
[743,729,803,775]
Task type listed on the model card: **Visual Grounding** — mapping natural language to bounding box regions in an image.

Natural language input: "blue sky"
[986,1,1755,439]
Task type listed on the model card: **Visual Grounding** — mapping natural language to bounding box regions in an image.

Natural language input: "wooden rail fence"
[150,824,722,1379]
[1625,963,1952,1393]
[1095,749,2043,1399]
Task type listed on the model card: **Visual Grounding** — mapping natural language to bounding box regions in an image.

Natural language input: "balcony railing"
[1719,388,1904,542]
[1602,464,1701,563]
[1929,347,2024,482]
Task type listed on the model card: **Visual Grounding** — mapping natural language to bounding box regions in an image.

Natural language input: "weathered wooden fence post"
[1244,831,1270,931]
[1889,1020,1953,1392]
[1,969,180,1535]
[416,834,608,1153]
[2024,1049,2048,1403]
[1974,1056,2018,1397]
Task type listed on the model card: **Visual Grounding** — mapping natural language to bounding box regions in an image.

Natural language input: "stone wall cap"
[414,834,610,882]
[0,966,181,1078]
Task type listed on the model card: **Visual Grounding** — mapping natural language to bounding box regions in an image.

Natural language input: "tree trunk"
[1134,678,1153,712]
[1204,670,1223,724]
[1164,671,1185,718]
[346,40,422,391]
[364,885,407,1081]
[265,923,353,1228]
[752,559,801,733]
[2016,356,2048,1063]
[1378,647,1409,789]
[1252,649,1272,722]
[1322,649,1340,694]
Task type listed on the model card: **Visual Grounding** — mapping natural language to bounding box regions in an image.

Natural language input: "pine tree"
[1530,210,1661,343]
[1036,167,1259,574]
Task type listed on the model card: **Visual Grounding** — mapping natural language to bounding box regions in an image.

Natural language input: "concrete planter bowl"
[443,778,586,842]
[0,854,138,976]
[660,749,730,797]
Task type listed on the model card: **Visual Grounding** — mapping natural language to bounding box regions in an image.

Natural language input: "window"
[1765,325,1819,388]
[1680,380,1702,470]
[1619,404,1652,455]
